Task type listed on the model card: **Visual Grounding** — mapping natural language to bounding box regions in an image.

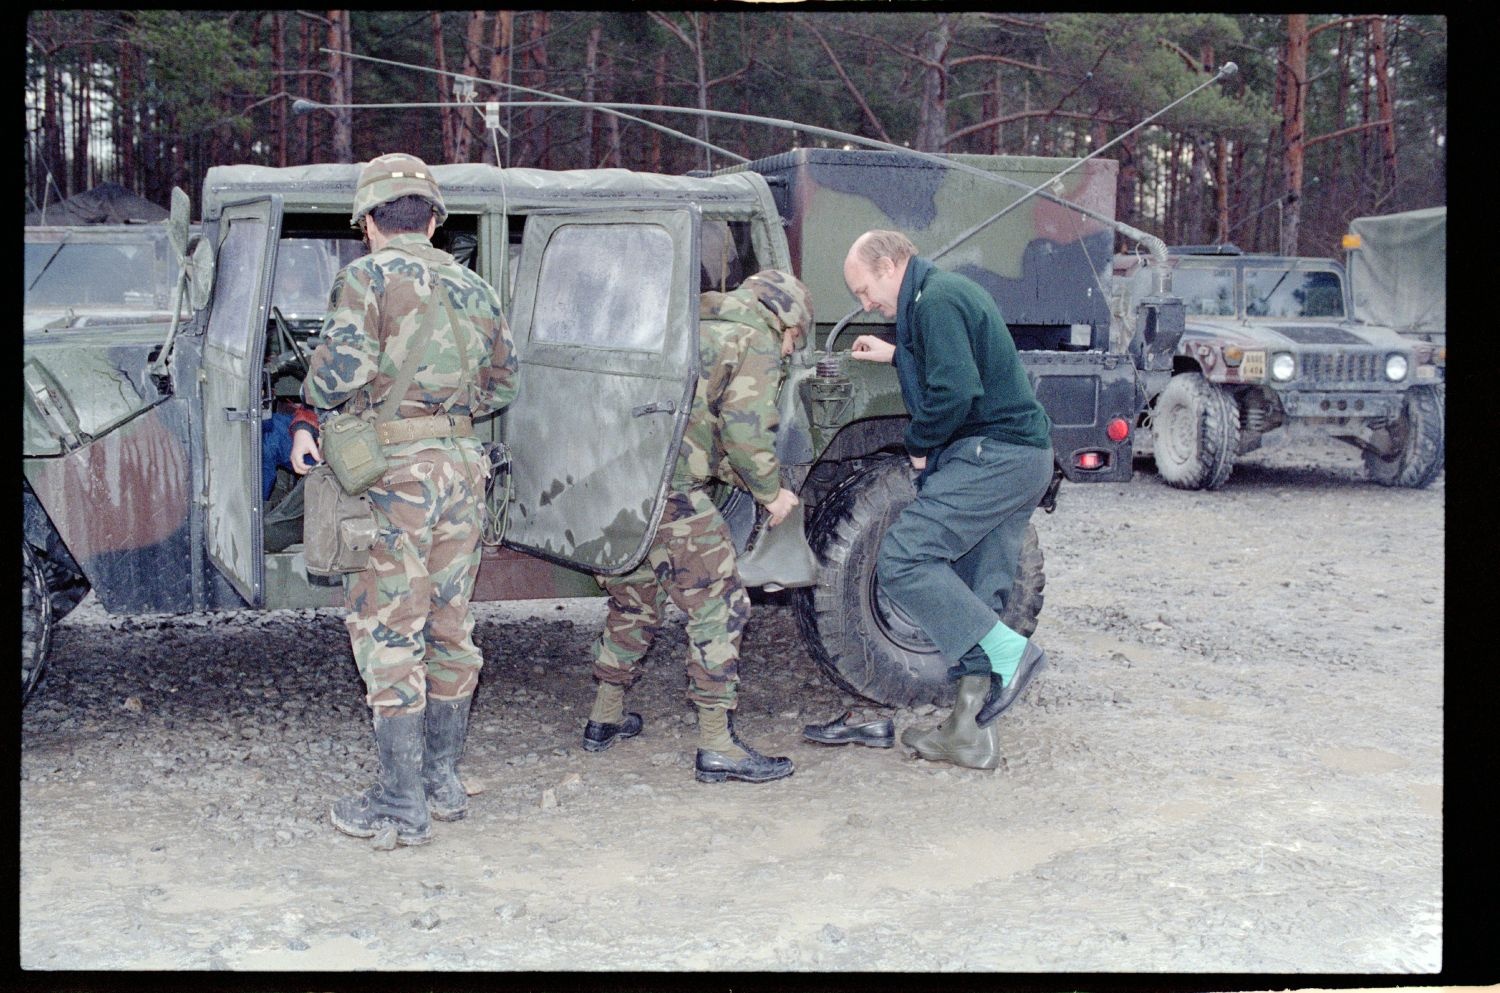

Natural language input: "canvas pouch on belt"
[303,464,378,575]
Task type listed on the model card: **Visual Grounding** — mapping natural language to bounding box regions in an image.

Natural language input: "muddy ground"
[19,439,1450,976]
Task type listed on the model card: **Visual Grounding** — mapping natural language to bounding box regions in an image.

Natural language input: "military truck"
[1344,206,1446,349]
[24,156,1182,710]
[1113,245,1446,490]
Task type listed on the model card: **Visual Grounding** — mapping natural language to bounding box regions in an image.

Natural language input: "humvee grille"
[1301,351,1383,385]
[1271,325,1364,345]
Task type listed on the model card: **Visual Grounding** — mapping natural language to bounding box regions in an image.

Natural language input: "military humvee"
[1113,245,1446,490]
[24,157,1178,709]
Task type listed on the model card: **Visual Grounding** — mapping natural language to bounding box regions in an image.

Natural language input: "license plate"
[1241,350,1266,380]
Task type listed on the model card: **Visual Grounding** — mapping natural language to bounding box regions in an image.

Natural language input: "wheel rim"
[1159,397,1195,466]
[22,543,52,703]
[870,573,937,653]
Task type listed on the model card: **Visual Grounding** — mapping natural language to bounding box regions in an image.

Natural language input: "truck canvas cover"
[1347,206,1445,337]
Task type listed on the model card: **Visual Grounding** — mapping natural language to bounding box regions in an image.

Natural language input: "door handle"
[631,400,676,417]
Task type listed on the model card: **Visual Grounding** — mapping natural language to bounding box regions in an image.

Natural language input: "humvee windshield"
[1245,267,1345,319]
[1172,265,1236,317]
[24,228,182,325]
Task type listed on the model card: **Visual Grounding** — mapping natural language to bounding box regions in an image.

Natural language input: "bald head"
[844,229,917,318]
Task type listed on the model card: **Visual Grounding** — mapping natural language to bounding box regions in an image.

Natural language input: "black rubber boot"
[694,707,794,784]
[422,696,472,822]
[900,674,1001,770]
[330,710,433,846]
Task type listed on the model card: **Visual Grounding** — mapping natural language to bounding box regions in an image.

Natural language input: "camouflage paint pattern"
[740,149,1118,342]
[673,287,786,504]
[592,488,749,710]
[343,448,489,715]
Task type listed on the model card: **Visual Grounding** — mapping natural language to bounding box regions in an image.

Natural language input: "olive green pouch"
[321,413,387,495]
[303,464,378,575]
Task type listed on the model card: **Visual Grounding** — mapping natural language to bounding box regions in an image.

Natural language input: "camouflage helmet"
[349,152,448,228]
[741,269,814,343]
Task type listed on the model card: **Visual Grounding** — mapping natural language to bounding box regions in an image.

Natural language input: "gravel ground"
[19,439,1451,976]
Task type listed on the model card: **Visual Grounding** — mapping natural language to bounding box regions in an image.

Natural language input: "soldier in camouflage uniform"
[582,270,812,784]
[296,153,518,847]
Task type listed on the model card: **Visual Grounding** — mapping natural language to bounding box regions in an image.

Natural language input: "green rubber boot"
[900,674,1001,770]
[422,696,472,822]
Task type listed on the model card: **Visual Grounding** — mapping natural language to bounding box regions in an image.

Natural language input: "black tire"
[1151,372,1239,490]
[23,542,52,705]
[793,456,1046,708]
[1363,384,1445,488]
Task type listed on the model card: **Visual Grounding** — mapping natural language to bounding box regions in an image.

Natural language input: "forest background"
[25,10,1446,258]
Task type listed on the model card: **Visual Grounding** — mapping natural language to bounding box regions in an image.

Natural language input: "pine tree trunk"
[914,14,952,153]
[1281,13,1309,255]
[1371,16,1398,191]
[583,23,601,168]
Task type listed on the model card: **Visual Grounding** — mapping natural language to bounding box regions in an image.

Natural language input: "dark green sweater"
[895,256,1052,456]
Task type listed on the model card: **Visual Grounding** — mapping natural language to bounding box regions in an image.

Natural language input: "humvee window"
[530,222,673,351]
[1171,266,1235,317]
[207,216,268,355]
[1245,267,1345,319]
[270,237,363,321]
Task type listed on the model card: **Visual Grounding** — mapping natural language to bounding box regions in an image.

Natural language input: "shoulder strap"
[373,266,444,426]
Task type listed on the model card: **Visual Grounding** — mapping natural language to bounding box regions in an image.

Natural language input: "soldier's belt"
[376,414,475,445]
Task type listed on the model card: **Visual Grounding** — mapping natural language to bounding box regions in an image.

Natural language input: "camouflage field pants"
[343,443,488,717]
[592,488,749,710]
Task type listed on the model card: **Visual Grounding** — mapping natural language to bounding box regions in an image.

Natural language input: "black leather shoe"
[802,711,895,748]
[582,713,643,752]
[694,747,794,783]
[976,642,1047,727]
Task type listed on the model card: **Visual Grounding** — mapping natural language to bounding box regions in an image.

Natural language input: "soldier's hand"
[850,335,895,364]
[764,487,800,528]
[909,455,927,471]
[291,427,323,475]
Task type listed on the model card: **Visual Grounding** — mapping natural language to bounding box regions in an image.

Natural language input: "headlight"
[1270,353,1295,381]
[1385,354,1409,382]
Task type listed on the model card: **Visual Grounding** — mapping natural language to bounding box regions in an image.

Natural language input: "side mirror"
[168,187,192,263]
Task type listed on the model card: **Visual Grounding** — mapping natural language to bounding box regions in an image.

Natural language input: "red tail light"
[1106,417,1130,442]
[1076,452,1104,470]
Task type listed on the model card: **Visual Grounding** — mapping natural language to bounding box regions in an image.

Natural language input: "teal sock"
[978,621,1028,684]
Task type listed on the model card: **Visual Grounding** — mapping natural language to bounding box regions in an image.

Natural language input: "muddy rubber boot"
[330,710,433,846]
[582,680,642,752]
[694,706,794,784]
[422,696,472,822]
[900,674,1001,770]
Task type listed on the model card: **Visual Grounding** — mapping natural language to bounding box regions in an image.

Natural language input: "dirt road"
[19,439,1446,973]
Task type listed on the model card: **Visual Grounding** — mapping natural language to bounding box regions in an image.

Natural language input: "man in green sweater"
[845,229,1054,770]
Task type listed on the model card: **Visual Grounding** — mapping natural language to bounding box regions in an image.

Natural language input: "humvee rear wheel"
[1363,384,1445,488]
[794,456,1045,708]
[1151,372,1239,490]
[23,542,52,705]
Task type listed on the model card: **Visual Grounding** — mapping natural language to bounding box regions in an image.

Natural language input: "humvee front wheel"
[1151,372,1239,490]
[794,456,1046,708]
[23,542,52,705]
[1363,384,1445,488]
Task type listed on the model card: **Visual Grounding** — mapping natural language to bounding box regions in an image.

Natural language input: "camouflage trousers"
[592,488,749,710]
[342,443,488,717]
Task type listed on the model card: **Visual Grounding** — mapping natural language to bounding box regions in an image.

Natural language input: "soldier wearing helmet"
[298,152,518,848]
[581,269,812,784]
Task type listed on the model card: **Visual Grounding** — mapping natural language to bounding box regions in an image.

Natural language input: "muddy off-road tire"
[23,542,52,705]
[1363,384,1445,489]
[1151,372,1239,490]
[794,456,1045,708]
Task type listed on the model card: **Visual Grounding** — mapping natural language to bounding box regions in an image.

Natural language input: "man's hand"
[290,427,323,475]
[764,487,800,528]
[909,454,927,471]
[850,335,895,364]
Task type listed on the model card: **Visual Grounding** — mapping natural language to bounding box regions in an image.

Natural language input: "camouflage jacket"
[302,233,517,428]
[671,288,785,504]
